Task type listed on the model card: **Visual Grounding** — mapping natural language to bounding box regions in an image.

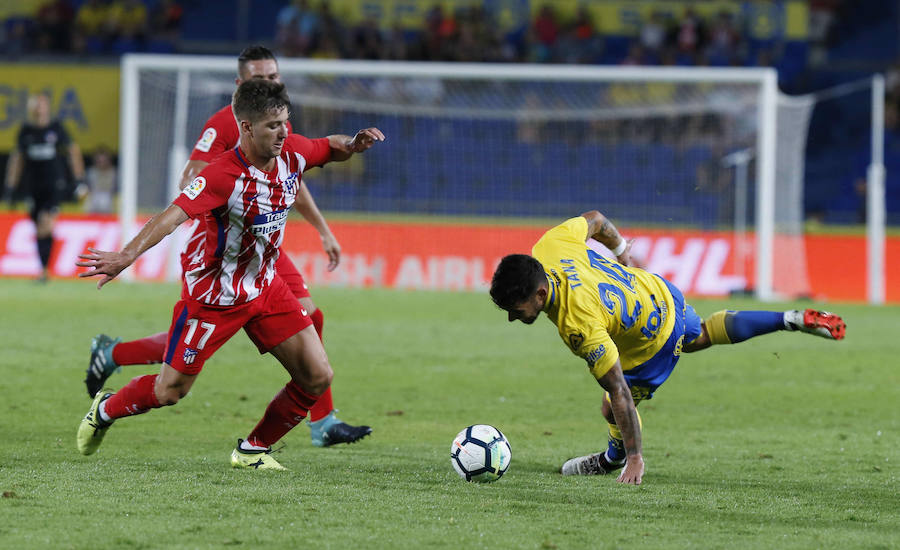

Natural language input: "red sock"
[112,332,168,366]
[246,381,319,448]
[310,308,324,340]
[308,387,334,422]
[102,374,161,420]
[306,308,333,421]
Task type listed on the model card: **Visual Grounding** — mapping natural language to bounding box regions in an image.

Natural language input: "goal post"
[118,55,849,301]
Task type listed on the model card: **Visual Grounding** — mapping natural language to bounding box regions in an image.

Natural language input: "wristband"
[611,239,627,256]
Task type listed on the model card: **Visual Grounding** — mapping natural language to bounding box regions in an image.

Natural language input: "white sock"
[783,310,800,330]
[240,439,268,452]
[98,400,112,424]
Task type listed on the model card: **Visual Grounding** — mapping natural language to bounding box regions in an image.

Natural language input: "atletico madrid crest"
[183,348,199,365]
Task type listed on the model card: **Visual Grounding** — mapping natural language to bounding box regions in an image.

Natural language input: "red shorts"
[164,276,312,375]
[275,253,310,299]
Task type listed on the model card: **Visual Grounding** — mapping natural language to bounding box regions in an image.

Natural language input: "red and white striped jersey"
[172,133,330,306]
[181,105,294,269]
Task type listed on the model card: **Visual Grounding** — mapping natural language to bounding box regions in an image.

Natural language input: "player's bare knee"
[155,386,182,406]
[308,364,333,395]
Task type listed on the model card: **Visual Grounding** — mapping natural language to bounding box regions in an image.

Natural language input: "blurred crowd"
[274,0,838,68]
[2,0,182,56]
[3,0,843,70]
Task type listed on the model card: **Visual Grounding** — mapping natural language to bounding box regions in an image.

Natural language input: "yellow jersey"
[532,217,676,380]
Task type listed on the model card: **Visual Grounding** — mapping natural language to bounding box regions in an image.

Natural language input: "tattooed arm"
[595,361,644,484]
[581,210,635,266]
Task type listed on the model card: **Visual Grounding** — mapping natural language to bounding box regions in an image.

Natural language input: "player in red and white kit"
[84,46,371,447]
[76,79,385,469]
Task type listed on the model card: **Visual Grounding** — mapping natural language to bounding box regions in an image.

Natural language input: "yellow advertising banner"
[0,0,44,20]
[0,64,120,153]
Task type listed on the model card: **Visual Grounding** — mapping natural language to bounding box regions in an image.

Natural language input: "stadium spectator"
[4,19,30,57]
[34,0,75,53]
[149,0,183,42]
[75,79,385,469]
[383,22,409,61]
[83,146,116,214]
[705,11,740,66]
[671,7,706,64]
[639,11,667,57]
[349,15,384,60]
[74,0,110,54]
[489,211,846,485]
[4,92,85,282]
[275,0,320,57]
[106,0,148,52]
[558,6,600,64]
[531,4,560,63]
[809,0,841,45]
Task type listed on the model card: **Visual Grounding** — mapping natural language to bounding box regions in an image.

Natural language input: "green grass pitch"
[0,279,898,549]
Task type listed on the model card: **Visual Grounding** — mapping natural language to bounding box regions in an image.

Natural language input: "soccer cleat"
[230,439,287,470]
[308,411,372,447]
[77,390,113,455]
[785,309,846,340]
[85,334,122,398]
[560,452,625,476]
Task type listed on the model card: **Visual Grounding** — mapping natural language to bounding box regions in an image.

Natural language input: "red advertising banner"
[1,212,897,303]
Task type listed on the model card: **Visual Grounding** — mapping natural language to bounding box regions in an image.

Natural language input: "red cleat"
[786,309,846,340]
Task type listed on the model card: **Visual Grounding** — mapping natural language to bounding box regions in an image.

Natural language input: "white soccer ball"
[450,424,511,482]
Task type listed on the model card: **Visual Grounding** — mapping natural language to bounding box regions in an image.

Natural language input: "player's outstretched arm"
[581,210,639,267]
[77,204,189,288]
[294,181,341,271]
[596,362,645,485]
[326,127,385,162]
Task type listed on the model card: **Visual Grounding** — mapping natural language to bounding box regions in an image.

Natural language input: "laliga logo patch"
[195,128,217,152]
[183,176,206,200]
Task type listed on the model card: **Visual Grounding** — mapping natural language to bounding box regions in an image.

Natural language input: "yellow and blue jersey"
[532,217,690,385]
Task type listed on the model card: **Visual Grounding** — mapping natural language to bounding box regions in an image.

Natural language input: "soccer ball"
[450,424,511,482]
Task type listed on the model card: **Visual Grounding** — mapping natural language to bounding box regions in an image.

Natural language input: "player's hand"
[616,455,644,485]
[616,238,646,269]
[320,232,341,272]
[76,247,133,289]
[348,127,385,153]
[74,179,89,200]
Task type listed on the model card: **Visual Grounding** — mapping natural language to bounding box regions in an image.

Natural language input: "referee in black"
[4,92,85,282]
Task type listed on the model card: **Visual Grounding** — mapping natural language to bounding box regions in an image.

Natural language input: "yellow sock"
[705,310,733,345]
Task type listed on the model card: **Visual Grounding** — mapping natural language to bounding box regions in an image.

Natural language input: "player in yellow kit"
[489,211,846,485]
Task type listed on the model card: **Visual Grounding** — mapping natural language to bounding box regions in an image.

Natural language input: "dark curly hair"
[489,254,546,310]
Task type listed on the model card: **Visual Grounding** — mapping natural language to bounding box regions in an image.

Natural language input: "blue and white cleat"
[308,411,372,447]
[85,334,121,398]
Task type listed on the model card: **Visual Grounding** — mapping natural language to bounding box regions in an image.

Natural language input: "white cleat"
[560,452,625,476]
[784,309,846,340]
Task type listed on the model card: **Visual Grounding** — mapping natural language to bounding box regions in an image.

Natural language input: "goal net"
[121,57,809,300]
